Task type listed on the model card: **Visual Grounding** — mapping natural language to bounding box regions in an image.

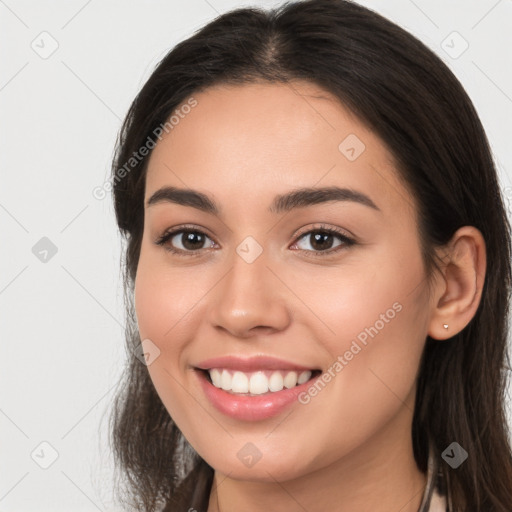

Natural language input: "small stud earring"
[443,324,449,329]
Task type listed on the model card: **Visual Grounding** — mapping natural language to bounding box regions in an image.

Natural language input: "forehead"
[144,80,416,221]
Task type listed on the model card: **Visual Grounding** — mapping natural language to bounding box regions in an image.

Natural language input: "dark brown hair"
[109,1,512,510]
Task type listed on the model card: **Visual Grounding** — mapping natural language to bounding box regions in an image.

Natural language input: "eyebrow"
[146,185,380,214]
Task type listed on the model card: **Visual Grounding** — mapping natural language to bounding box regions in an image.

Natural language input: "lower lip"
[196,370,319,421]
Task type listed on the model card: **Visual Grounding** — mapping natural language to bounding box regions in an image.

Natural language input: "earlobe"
[427,226,486,340]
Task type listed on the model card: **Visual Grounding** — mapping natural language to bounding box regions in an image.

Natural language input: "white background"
[1,1,511,510]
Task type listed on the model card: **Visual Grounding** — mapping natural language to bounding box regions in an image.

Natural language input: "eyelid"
[154,223,215,244]
[292,223,355,241]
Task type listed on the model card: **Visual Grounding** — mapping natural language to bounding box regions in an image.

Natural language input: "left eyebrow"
[145,185,380,214]
[270,186,380,214]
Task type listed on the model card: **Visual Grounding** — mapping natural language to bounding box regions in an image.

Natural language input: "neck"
[207,401,427,512]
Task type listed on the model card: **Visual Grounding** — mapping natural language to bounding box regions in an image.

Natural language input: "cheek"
[292,242,429,429]
[133,260,203,433]
[134,253,206,350]
[335,250,426,367]
[290,237,428,358]
[262,301,428,478]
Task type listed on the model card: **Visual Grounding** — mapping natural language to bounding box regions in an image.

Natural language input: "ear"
[427,226,487,340]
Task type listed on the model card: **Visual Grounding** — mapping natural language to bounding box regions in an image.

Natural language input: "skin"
[134,80,486,511]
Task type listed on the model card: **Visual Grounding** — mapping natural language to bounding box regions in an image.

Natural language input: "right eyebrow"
[146,187,219,214]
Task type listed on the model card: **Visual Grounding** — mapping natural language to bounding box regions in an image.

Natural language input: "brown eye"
[293,228,355,254]
[155,228,215,255]
[173,231,208,251]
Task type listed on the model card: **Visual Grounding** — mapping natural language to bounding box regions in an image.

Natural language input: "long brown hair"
[109,1,512,510]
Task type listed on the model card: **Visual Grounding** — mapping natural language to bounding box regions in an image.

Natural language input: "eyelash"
[154,223,356,258]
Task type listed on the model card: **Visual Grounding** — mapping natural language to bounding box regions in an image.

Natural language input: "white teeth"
[210,368,222,388]
[231,371,249,393]
[221,369,231,391]
[283,371,298,388]
[268,371,284,392]
[207,368,315,395]
[249,372,268,395]
[298,370,312,385]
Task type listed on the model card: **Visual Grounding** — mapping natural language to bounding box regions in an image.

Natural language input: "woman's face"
[134,81,433,481]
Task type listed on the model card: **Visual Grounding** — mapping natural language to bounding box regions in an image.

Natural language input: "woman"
[109,0,512,510]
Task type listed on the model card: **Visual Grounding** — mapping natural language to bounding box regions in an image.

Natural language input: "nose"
[207,247,291,339]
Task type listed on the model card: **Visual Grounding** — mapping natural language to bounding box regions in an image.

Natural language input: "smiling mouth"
[200,368,322,396]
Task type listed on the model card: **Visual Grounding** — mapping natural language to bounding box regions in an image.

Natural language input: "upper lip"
[195,355,318,372]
